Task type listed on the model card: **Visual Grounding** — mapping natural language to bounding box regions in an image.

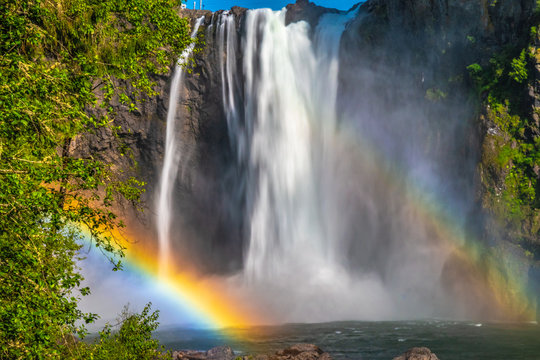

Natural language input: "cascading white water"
[157,17,204,277]
[219,9,453,322]
[240,9,352,281]
[218,13,249,162]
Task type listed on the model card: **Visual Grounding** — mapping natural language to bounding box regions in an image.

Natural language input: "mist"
[80,2,533,328]
[207,6,477,321]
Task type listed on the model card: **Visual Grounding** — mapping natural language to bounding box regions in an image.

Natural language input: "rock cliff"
[80,0,539,298]
[338,0,539,315]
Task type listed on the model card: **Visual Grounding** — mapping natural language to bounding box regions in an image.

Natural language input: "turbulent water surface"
[157,321,540,360]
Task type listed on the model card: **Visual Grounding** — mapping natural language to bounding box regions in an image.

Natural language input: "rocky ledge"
[173,344,331,360]
[173,344,438,360]
[392,347,439,360]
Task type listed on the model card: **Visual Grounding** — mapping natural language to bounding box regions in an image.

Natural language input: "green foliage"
[509,49,529,83]
[466,35,476,44]
[487,103,540,231]
[80,303,168,360]
[0,0,191,358]
[467,40,535,114]
[469,27,540,241]
[425,87,448,102]
[530,26,538,38]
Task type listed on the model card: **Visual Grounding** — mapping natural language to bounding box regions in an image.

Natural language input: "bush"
[82,303,168,360]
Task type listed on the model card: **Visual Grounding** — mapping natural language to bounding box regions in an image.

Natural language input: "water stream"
[157,17,205,277]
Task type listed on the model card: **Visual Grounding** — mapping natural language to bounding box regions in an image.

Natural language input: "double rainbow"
[77,13,537,328]
[79,123,536,330]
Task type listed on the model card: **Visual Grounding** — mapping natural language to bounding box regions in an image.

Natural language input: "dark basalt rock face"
[161,13,247,273]
[343,0,535,78]
[356,0,533,38]
[73,12,246,273]
[285,0,341,27]
[72,75,171,240]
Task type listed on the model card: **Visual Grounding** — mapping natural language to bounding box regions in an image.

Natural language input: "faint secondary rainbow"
[331,120,537,321]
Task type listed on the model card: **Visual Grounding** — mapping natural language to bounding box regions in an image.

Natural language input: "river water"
[157,321,540,359]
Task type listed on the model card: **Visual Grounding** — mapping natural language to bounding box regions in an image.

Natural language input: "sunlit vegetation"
[0,0,191,358]
[468,24,540,249]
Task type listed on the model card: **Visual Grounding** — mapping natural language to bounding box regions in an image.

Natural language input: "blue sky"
[188,0,362,12]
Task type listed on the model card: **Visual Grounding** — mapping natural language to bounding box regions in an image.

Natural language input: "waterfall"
[218,8,458,322]
[157,17,204,277]
[239,9,353,281]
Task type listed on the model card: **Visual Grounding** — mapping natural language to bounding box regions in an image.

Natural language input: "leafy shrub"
[82,303,168,360]
[509,49,529,83]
